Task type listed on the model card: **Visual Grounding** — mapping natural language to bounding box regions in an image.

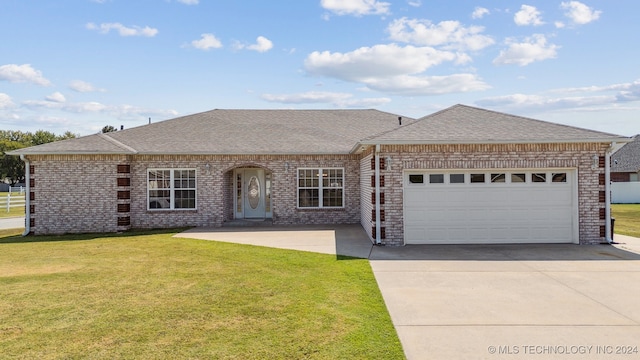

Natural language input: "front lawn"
[612,204,640,238]
[0,230,404,359]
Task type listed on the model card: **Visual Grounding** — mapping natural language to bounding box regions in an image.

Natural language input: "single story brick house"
[10,104,630,245]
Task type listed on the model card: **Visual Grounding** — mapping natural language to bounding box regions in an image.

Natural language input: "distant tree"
[102,125,118,133]
[0,130,77,184]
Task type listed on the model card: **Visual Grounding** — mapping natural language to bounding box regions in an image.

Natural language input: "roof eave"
[358,137,633,146]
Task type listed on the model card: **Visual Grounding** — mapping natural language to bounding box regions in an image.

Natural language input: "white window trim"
[297,167,345,209]
[147,168,197,211]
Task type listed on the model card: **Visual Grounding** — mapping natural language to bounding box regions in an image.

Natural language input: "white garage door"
[404,170,578,244]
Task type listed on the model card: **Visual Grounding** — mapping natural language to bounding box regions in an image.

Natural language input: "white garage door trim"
[403,169,579,245]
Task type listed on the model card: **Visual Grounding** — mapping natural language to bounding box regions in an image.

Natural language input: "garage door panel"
[404,169,576,244]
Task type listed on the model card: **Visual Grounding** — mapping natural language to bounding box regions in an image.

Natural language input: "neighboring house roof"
[10,109,414,155]
[611,134,640,172]
[9,105,630,156]
[361,104,627,145]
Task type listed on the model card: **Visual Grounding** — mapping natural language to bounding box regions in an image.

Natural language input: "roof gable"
[362,104,626,144]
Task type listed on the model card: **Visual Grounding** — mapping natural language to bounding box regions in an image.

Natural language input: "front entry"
[234,168,271,219]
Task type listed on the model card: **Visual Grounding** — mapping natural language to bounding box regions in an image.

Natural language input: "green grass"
[612,204,640,238]
[0,229,404,360]
[0,192,25,218]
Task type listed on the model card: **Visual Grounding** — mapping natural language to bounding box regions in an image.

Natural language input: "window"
[298,168,343,208]
[409,174,424,184]
[470,174,485,183]
[532,173,546,183]
[429,174,444,184]
[552,173,567,183]
[148,169,196,210]
[450,174,465,184]
[511,173,526,183]
[491,173,506,183]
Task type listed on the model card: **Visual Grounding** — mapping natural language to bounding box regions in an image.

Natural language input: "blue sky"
[1,0,639,137]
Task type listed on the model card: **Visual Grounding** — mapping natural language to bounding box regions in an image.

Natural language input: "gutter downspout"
[20,154,30,237]
[605,143,615,244]
[374,144,381,245]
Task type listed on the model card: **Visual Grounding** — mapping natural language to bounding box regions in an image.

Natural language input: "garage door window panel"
[511,173,526,183]
[471,174,486,183]
[491,173,506,183]
[409,174,424,184]
[450,174,465,184]
[429,174,444,184]
[532,173,546,183]
[552,173,567,183]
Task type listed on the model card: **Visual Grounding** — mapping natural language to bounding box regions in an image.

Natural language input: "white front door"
[242,169,266,219]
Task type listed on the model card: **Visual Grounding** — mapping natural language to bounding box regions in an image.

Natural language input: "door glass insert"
[247,176,260,209]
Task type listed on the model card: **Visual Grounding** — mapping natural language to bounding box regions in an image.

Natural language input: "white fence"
[612,182,640,204]
[0,192,26,212]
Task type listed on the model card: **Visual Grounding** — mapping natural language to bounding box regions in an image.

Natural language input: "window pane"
[450,174,465,184]
[149,190,170,209]
[552,173,567,183]
[409,174,424,184]
[511,173,526,183]
[323,189,343,207]
[491,173,506,183]
[299,189,319,207]
[532,173,546,183]
[324,169,343,188]
[470,174,485,183]
[429,174,444,184]
[175,190,196,209]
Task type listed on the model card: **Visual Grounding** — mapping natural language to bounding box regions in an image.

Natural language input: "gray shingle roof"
[611,135,640,172]
[9,105,629,156]
[362,104,627,144]
[11,109,413,155]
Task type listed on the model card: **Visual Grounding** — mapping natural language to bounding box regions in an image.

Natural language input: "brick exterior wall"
[26,154,361,235]
[26,142,609,245]
[371,143,610,245]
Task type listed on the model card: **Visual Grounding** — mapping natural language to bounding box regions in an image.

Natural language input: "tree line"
[0,130,77,185]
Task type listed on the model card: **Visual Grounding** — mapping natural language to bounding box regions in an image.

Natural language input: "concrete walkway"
[0,216,25,230]
[176,226,640,360]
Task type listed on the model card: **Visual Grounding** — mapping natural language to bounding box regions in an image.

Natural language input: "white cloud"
[493,34,559,66]
[305,44,459,81]
[69,80,105,93]
[177,0,198,4]
[407,1,421,7]
[304,44,488,95]
[472,7,489,19]
[190,33,223,50]
[561,1,601,25]
[514,5,544,26]
[46,92,66,103]
[387,18,494,51]
[0,93,15,109]
[555,21,566,28]
[0,64,51,86]
[364,73,490,95]
[477,80,640,114]
[235,36,274,53]
[86,22,158,37]
[320,0,390,16]
[261,91,391,107]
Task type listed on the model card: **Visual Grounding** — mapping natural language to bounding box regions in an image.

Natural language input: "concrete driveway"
[176,226,640,360]
[370,242,640,359]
